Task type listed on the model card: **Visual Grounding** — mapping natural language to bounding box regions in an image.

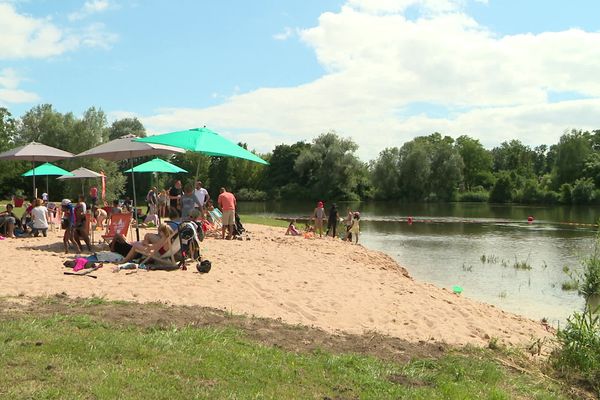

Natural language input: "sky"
[1,0,600,160]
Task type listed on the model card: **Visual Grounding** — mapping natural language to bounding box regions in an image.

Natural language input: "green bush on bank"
[457,191,489,202]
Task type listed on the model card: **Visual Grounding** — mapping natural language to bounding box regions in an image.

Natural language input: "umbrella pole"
[32,160,36,200]
[46,176,49,200]
[130,158,140,241]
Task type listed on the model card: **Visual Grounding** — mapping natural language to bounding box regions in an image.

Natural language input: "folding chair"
[207,208,223,229]
[101,213,132,245]
[140,221,203,268]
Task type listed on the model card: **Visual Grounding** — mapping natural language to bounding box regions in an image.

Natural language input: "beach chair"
[207,208,223,229]
[101,213,132,244]
[140,221,203,268]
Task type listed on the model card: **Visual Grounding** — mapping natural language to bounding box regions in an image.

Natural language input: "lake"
[238,201,600,326]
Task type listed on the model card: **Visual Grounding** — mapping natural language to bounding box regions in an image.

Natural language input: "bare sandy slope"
[0,223,552,347]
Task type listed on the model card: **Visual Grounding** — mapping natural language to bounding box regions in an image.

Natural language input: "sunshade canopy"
[0,142,74,162]
[57,167,104,180]
[135,128,269,165]
[124,158,187,173]
[22,162,74,177]
[76,134,185,161]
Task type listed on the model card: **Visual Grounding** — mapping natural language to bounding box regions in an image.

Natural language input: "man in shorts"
[217,187,236,240]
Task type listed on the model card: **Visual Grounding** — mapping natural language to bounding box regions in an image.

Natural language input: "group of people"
[285,202,360,243]
[148,180,239,240]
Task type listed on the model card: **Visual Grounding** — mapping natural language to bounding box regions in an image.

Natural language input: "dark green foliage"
[457,191,488,202]
[489,172,513,203]
[572,178,595,204]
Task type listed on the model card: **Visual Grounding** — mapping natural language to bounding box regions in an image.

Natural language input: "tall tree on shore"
[108,117,146,140]
[295,131,366,200]
[455,135,492,191]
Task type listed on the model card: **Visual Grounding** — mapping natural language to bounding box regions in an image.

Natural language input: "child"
[285,219,300,236]
[346,212,360,244]
[89,185,98,207]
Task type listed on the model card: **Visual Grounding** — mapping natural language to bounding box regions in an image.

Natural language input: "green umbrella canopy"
[124,158,188,173]
[135,127,269,165]
[21,162,74,177]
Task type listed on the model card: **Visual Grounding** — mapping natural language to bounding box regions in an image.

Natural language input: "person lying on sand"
[110,223,174,263]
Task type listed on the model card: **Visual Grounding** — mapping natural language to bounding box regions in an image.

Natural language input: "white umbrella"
[0,142,74,198]
[76,135,184,240]
[57,167,104,195]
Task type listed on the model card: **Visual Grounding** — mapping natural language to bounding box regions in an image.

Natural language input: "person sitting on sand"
[110,223,174,263]
[285,219,301,236]
[312,201,326,238]
[0,203,18,238]
[30,198,49,237]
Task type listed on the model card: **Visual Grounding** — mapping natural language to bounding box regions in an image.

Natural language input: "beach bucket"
[452,285,463,295]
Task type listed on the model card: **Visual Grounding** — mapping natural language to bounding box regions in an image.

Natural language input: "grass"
[0,312,571,400]
[240,214,290,228]
[561,281,579,292]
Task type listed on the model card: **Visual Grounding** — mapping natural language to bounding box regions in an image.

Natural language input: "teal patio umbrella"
[135,127,269,165]
[124,158,188,174]
[22,162,74,199]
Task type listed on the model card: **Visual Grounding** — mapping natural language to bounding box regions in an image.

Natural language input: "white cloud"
[0,2,117,59]
[0,68,39,104]
[68,0,112,21]
[273,27,294,41]
[135,1,600,160]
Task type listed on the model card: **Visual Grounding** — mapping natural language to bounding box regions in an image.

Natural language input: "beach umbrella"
[57,167,104,196]
[76,135,185,240]
[124,158,187,174]
[0,142,74,198]
[135,127,269,165]
[21,162,74,199]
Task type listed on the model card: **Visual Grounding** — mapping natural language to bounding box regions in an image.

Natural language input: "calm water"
[238,201,600,325]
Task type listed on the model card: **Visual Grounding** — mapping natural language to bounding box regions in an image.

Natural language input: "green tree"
[489,172,513,203]
[455,135,492,190]
[371,147,402,200]
[553,130,593,187]
[108,117,146,140]
[491,140,535,176]
[295,131,366,200]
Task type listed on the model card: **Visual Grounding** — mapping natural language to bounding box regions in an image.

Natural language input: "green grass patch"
[0,314,571,399]
[240,214,290,228]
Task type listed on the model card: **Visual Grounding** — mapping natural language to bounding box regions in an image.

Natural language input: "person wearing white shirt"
[193,181,210,211]
[31,198,49,237]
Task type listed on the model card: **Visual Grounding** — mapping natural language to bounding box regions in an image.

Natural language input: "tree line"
[1,104,600,205]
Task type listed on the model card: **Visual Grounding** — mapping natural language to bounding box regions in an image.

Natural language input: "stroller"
[232,212,245,237]
[140,220,204,270]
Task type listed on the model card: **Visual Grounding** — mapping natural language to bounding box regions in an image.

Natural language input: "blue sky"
[1,0,600,159]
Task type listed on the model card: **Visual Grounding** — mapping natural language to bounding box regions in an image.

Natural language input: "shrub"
[458,191,489,202]
[489,172,513,203]
[236,188,267,201]
[559,183,573,204]
[572,178,595,204]
[553,310,600,393]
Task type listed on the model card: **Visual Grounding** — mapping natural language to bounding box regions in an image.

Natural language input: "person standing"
[217,187,237,240]
[193,181,210,212]
[312,201,326,238]
[89,185,98,208]
[146,186,158,215]
[169,180,183,215]
[158,189,168,218]
[326,203,339,238]
[181,183,202,219]
[343,208,354,241]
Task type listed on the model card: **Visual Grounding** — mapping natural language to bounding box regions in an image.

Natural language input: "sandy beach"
[0,223,552,347]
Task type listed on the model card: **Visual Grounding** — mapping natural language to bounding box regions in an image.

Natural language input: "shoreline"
[0,223,552,348]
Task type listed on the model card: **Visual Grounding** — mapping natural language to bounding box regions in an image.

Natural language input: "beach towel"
[94,251,124,263]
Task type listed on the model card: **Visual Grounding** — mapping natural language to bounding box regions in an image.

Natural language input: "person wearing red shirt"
[217,187,236,240]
